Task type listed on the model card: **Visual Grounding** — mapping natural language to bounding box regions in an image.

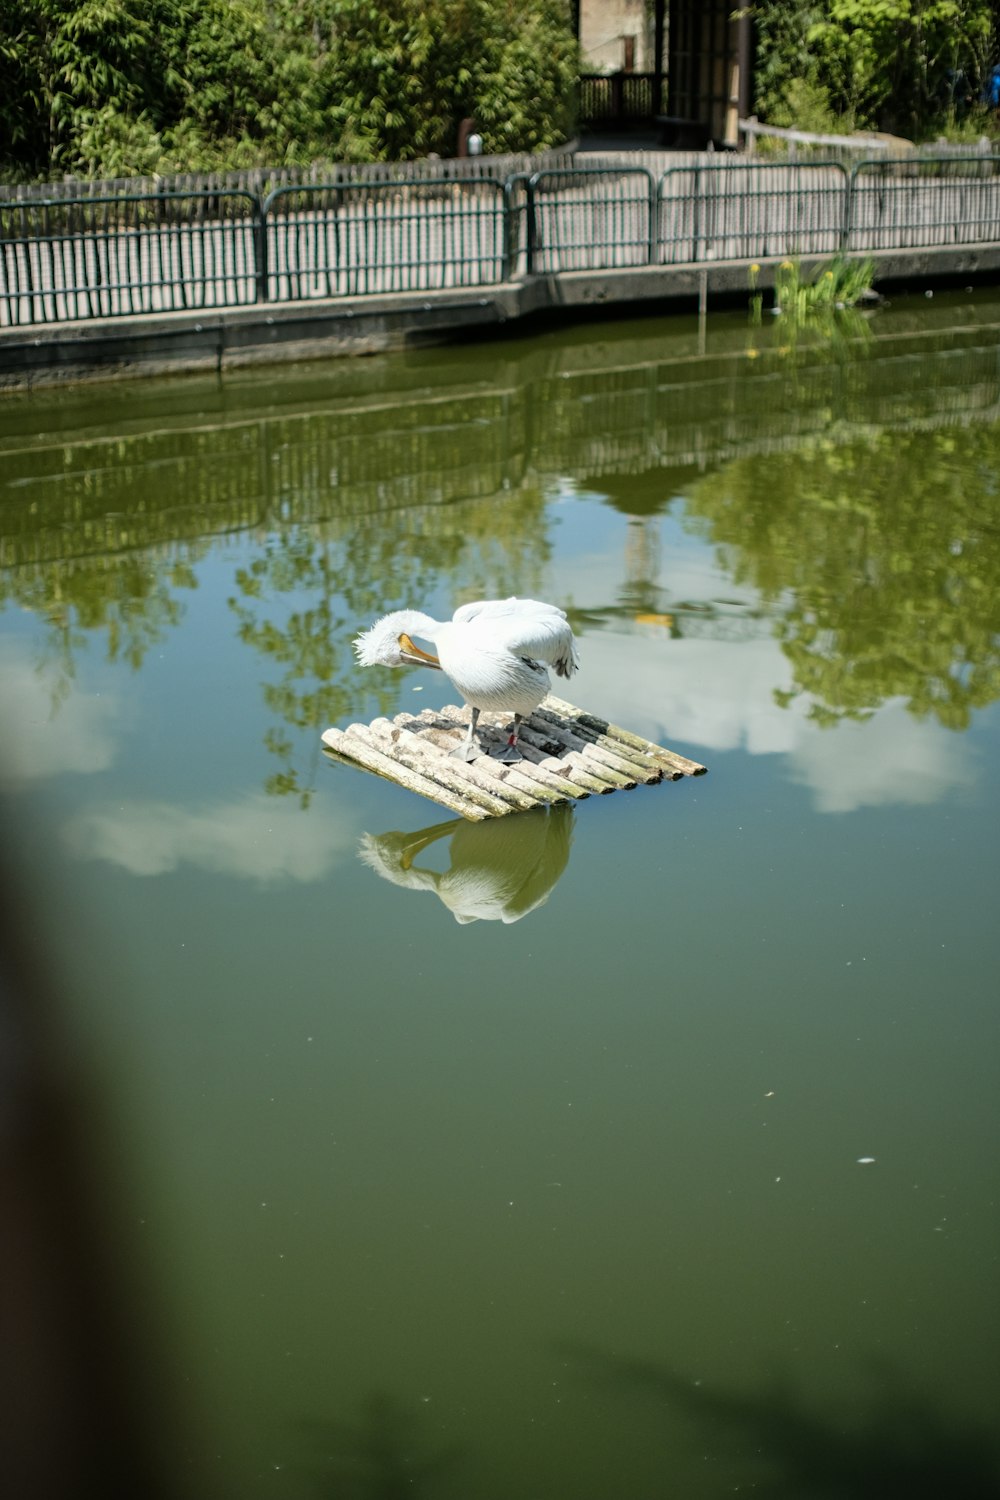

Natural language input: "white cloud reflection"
[0,639,121,784]
[573,629,977,815]
[786,702,978,814]
[64,793,356,884]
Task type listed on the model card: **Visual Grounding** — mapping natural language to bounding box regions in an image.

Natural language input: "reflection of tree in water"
[0,422,243,697]
[0,550,202,710]
[228,486,552,804]
[7,316,1000,782]
[564,1346,1000,1499]
[0,454,552,803]
[300,1392,459,1500]
[228,525,399,806]
[687,424,1000,730]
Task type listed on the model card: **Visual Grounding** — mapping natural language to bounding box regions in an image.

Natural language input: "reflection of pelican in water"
[359,805,574,924]
[353,597,579,762]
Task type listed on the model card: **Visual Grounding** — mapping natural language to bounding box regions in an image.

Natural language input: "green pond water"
[1,292,999,1498]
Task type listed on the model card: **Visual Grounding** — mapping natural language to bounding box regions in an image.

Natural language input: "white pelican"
[353,597,579,762]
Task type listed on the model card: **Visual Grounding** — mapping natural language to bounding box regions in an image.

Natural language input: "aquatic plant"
[774,255,876,318]
[747,254,877,358]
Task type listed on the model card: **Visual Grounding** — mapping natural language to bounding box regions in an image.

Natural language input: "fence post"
[501,175,526,281]
[843,162,857,254]
[254,194,269,302]
[526,174,540,275]
[692,167,702,263]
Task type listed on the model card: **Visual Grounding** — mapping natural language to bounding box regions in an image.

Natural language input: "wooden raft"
[321,695,706,821]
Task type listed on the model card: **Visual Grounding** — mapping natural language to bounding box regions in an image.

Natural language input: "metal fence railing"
[846,156,1000,251]
[3,158,998,328]
[0,148,575,205]
[579,73,657,124]
[0,191,260,324]
[526,168,656,273]
[263,179,508,300]
[657,162,850,264]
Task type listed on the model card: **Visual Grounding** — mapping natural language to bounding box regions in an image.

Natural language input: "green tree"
[323,0,576,161]
[0,0,577,179]
[474,0,579,153]
[0,0,162,173]
[752,0,994,138]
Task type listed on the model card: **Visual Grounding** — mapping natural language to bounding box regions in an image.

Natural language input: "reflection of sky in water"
[64,792,358,883]
[1,317,998,1500]
[578,631,979,814]
[0,480,985,861]
[550,496,981,818]
[0,638,124,782]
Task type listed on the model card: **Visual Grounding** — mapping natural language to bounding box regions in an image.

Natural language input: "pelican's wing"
[452,597,579,677]
[453,596,567,626]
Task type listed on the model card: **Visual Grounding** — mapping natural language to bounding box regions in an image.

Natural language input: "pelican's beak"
[398,632,441,668]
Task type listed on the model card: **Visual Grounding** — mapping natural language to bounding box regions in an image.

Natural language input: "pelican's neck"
[393,609,441,644]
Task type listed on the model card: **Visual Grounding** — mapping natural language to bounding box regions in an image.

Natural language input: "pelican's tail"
[553,637,580,679]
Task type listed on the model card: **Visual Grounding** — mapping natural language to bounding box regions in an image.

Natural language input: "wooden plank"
[371,717,535,815]
[393,710,566,806]
[322,697,706,819]
[544,696,707,776]
[321,724,489,820]
[532,704,671,782]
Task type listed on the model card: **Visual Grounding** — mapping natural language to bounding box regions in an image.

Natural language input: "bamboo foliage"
[0,0,578,182]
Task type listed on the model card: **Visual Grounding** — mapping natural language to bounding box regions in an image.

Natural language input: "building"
[576,0,754,149]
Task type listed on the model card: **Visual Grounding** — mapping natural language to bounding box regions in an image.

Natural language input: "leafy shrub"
[753,0,994,141]
[0,0,578,181]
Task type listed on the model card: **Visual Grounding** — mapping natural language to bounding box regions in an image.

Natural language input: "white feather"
[352,609,439,668]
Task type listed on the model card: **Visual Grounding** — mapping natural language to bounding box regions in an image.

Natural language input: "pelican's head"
[353,611,441,669]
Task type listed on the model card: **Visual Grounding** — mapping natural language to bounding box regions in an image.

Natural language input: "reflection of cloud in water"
[0,640,121,784]
[359,805,574,924]
[580,632,801,754]
[788,701,978,814]
[65,794,356,883]
[578,632,977,813]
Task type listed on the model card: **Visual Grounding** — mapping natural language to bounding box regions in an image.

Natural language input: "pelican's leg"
[496,713,525,763]
[450,705,482,761]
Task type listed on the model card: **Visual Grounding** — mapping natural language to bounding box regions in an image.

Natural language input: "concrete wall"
[580,0,653,73]
[5,246,1000,391]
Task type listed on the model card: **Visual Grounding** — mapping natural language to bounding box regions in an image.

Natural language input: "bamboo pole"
[372,717,535,814]
[321,725,488,820]
[432,705,581,802]
[544,697,707,776]
[532,704,668,782]
[514,722,614,795]
[526,712,646,787]
[322,697,704,819]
